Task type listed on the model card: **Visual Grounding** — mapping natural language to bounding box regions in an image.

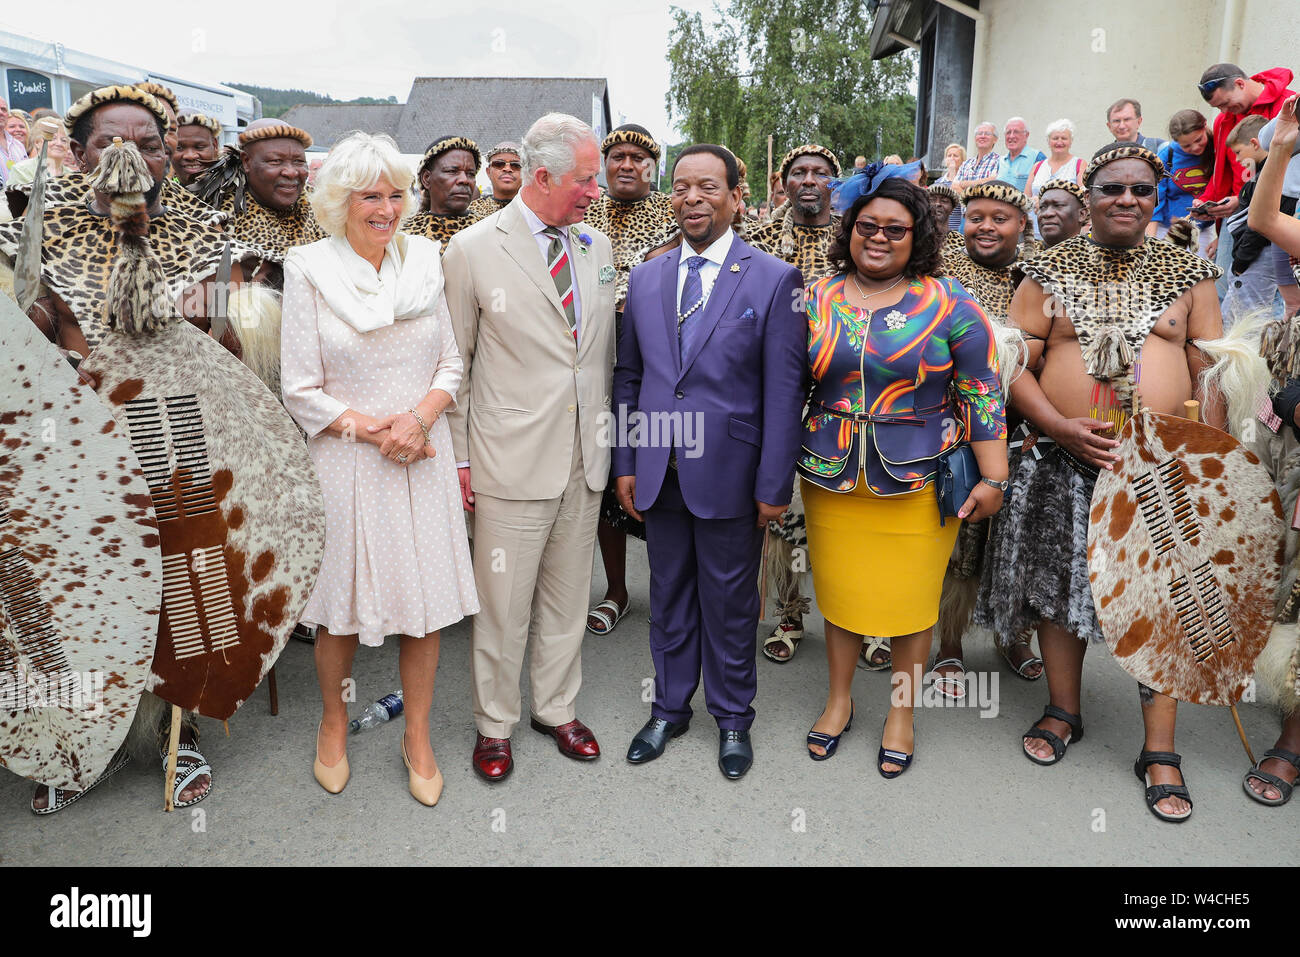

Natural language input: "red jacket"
[1203,67,1296,203]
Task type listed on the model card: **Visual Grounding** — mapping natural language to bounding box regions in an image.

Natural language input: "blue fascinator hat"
[830,160,925,215]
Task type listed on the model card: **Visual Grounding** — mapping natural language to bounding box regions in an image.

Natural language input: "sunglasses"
[1088,183,1157,197]
[854,221,913,241]
[489,160,522,170]
[1198,78,1229,97]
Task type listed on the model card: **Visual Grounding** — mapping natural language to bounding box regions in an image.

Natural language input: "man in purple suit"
[613,144,805,779]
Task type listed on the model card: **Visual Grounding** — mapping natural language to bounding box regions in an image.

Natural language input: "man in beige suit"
[443,112,616,782]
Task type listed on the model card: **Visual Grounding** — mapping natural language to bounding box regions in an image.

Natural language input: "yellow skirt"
[802,474,959,638]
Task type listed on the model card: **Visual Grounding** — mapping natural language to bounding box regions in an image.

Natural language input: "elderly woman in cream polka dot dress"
[282,132,478,807]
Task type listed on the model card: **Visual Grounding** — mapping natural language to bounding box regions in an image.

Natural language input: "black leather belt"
[811,400,926,426]
[1014,424,1100,481]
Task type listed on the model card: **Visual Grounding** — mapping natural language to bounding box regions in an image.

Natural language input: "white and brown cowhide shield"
[80,319,324,720]
[1087,410,1285,705]
[0,294,160,791]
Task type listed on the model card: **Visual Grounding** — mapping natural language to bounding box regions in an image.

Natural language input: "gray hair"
[1005,116,1028,131]
[974,122,997,136]
[520,113,596,181]
[310,131,416,236]
[1044,118,1075,138]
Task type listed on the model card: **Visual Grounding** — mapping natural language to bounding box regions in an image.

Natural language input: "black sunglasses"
[1088,183,1157,197]
[489,160,522,170]
[1198,77,1229,97]
[854,220,913,241]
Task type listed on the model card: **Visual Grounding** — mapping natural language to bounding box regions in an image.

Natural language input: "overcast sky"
[0,0,720,141]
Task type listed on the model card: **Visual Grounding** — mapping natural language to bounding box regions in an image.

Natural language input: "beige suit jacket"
[442,197,615,500]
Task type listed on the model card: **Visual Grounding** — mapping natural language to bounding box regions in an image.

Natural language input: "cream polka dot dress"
[281,253,479,646]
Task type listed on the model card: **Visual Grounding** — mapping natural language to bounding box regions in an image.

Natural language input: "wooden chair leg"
[267,665,279,716]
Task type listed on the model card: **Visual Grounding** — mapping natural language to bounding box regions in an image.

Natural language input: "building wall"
[963,0,1294,165]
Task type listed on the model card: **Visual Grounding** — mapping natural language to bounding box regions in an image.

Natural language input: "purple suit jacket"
[612,233,806,520]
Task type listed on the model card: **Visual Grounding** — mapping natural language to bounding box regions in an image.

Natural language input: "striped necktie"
[542,227,577,339]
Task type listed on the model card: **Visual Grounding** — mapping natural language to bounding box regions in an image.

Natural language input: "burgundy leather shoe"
[472,733,513,782]
[530,717,601,761]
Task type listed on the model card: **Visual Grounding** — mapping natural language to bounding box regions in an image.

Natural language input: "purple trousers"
[644,467,764,731]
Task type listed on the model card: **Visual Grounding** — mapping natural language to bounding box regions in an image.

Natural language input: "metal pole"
[766,134,773,200]
[931,0,986,160]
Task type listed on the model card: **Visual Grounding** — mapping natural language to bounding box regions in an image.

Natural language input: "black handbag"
[935,438,979,527]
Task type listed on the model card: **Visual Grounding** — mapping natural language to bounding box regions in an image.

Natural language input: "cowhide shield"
[0,294,160,791]
[1087,410,1285,705]
[80,319,324,720]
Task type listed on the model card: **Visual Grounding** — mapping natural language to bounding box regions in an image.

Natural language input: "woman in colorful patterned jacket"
[799,174,1008,778]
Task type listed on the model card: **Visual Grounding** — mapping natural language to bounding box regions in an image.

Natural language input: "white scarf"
[287,232,443,333]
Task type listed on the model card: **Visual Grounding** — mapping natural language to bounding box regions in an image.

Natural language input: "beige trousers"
[470,425,601,737]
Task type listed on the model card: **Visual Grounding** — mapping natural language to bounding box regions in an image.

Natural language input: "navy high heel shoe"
[806,701,854,761]
[878,714,914,779]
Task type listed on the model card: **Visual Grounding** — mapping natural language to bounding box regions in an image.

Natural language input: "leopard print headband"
[239,124,313,150]
[485,141,521,161]
[419,136,481,174]
[177,113,222,137]
[961,180,1032,215]
[928,183,960,204]
[779,144,842,180]
[1038,178,1089,211]
[133,82,179,118]
[1083,144,1165,185]
[65,85,169,137]
[601,128,660,161]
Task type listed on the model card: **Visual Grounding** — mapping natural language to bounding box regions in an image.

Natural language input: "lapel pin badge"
[730,263,740,273]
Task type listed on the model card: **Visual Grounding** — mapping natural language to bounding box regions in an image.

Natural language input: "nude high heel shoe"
[402,736,444,806]
[314,722,350,794]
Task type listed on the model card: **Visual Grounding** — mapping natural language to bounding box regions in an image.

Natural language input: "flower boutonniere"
[570,225,592,255]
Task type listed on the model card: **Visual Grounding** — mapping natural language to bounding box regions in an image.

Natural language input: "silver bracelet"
[407,407,432,447]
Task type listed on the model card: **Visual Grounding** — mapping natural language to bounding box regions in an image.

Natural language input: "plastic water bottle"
[348,690,404,733]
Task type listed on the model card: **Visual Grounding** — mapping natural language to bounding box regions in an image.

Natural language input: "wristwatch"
[980,476,1010,491]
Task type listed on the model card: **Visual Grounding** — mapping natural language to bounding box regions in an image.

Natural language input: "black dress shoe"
[626,717,689,764]
[718,729,753,779]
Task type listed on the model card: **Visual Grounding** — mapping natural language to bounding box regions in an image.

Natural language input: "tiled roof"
[280,77,612,153]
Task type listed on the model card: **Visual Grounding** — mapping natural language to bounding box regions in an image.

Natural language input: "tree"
[665,0,917,201]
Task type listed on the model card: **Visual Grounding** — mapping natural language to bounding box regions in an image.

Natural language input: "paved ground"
[2,542,1295,866]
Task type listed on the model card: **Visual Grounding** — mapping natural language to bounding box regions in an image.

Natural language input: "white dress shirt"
[675,228,734,315]
[517,196,583,337]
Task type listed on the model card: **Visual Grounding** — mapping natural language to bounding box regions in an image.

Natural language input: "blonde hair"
[883,154,903,165]
[310,131,416,236]
[943,142,966,166]
[6,111,30,142]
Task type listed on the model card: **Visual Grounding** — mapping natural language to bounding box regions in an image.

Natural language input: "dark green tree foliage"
[224,84,399,118]
[666,0,916,201]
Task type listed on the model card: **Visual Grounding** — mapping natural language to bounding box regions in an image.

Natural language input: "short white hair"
[310,131,416,236]
[520,112,596,181]
[974,121,997,135]
[1005,116,1028,131]
[1045,118,1075,138]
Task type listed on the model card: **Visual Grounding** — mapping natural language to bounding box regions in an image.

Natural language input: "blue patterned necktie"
[678,255,707,361]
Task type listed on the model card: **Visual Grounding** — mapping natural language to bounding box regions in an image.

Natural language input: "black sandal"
[1134,750,1193,823]
[1242,748,1300,807]
[1022,705,1083,766]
